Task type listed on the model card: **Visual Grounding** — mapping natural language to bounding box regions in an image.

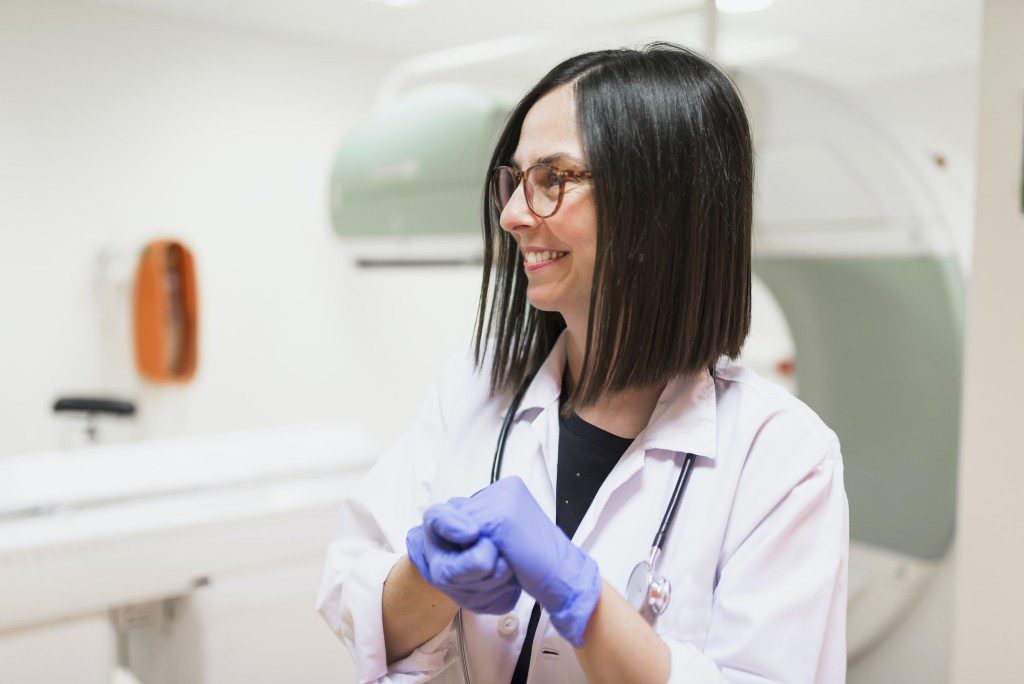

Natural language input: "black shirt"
[509,369,635,683]
[553,385,635,540]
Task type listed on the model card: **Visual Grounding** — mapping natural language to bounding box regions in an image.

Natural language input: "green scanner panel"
[754,257,963,560]
[330,85,508,238]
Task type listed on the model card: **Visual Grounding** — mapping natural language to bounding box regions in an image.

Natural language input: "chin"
[525,291,561,313]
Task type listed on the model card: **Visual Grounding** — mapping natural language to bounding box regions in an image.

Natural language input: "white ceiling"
[88,0,981,87]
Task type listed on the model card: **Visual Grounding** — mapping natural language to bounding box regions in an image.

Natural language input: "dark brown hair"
[473,41,753,418]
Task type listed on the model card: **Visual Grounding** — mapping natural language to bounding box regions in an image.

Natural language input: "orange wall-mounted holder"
[132,239,199,383]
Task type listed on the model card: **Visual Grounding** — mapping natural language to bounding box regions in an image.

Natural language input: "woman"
[318,42,848,684]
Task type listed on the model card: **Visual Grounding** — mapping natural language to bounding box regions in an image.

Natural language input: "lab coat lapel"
[519,404,557,521]
[569,368,719,551]
[570,443,646,550]
[500,331,720,551]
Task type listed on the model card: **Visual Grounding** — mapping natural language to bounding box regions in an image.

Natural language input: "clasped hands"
[405,476,602,648]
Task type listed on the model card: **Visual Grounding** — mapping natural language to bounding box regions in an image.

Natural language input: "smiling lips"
[523,250,568,271]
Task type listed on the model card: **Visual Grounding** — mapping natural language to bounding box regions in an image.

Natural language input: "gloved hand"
[405,498,521,615]
[455,476,602,648]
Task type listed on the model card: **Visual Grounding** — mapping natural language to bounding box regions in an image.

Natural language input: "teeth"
[526,251,567,263]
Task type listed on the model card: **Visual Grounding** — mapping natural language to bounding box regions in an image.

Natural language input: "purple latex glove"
[405,499,521,615]
[456,476,602,648]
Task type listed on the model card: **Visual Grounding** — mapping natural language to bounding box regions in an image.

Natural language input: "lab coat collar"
[511,328,718,461]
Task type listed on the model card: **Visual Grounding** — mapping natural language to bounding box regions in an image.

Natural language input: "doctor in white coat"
[318,41,849,684]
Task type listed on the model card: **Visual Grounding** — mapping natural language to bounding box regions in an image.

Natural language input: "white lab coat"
[317,328,849,683]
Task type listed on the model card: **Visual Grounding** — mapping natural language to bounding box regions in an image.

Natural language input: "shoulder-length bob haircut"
[473,41,753,418]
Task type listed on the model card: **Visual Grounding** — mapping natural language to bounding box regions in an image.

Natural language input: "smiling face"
[499,84,597,327]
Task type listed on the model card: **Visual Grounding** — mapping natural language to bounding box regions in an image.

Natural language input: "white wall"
[951,0,1024,680]
[857,64,979,270]
[0,0,483,457]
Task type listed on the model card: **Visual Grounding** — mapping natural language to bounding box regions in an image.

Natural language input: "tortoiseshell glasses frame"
[490,163,593,219]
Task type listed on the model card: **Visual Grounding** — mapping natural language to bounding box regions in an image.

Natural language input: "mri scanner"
[331,69,965,664]
[0,68,964,682]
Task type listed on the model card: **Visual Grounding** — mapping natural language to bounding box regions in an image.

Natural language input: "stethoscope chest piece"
[626,557,672,616]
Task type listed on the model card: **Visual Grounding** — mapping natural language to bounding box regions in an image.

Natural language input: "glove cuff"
[535,550,602,649]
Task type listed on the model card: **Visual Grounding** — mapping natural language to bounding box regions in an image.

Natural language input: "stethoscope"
[455,365,705,683]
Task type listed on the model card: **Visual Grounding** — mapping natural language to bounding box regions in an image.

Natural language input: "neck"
[560,319,667,440]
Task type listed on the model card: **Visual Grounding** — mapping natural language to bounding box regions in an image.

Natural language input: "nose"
[498,177,541,236]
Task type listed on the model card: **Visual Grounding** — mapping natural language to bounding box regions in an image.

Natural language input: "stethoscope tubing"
[457,364,706,683]
[491,366,694,554]
[652,451,696,551]
[490,375,532,485]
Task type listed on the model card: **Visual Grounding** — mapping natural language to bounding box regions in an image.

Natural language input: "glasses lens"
[525,165,561,217]
[491,165,563,217]
[492,167,515,212]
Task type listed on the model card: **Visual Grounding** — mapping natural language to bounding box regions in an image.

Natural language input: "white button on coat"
[316,329,849,683]
[498,613,519,637]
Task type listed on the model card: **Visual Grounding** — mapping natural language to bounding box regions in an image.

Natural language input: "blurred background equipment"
[330,83,507,266]
[132,239,199,383]
[52,395,137,447]
[0,422,375,684]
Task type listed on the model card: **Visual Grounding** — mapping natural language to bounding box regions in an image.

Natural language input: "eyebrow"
[510,152,584,169]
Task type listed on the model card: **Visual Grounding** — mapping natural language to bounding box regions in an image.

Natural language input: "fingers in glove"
[428,536,501,585]
[447,551,514,587]
[487,584,523,614]
[424,501,480,547]
[437,549,519,596]
[486,553,515,584]
[462,583,523,615]
[405,525,430,580]
[445,573,520,600]
[459,477,532,540]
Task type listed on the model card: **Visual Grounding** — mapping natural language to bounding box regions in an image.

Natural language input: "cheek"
[566,233,596,282]
[573,252,597,293]
[555,216,597,270]
[569,206,598,264]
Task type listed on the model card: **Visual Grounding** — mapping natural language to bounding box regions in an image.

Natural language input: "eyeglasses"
[490,163,593,219]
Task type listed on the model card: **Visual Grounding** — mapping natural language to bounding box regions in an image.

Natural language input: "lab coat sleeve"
[316,353,464,683]
[661,435,849,684]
